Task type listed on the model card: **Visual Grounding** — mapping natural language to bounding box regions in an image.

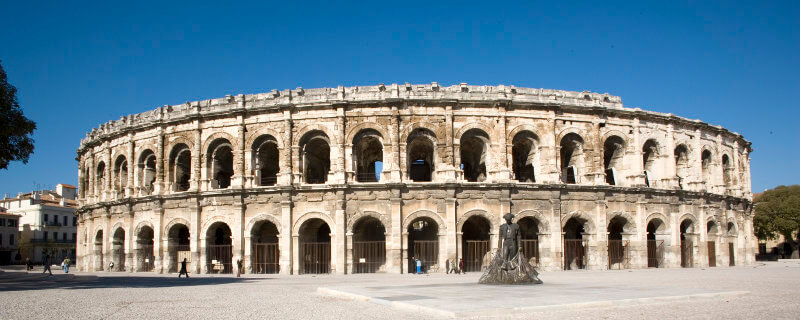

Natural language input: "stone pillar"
[190,199,201,274]
[191,125,202,191]
[333,190,346,274]
[154,206,163,273]
[127,133,135,197]
[279,195,292,275]
[345,232,353,274]
[291,235,300,274]
[445,197,457,270]
[388,195,402,273]
[126,208,134,272]
[155,128,165,195]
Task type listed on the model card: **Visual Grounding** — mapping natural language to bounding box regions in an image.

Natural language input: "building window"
[73,217,77,226]
[63,233,67,241]
[9,234,13,246]
[72,233,76,241]
[44,231,48,240]
[63,216,67,226]
[44,214,48,224]
[0,218,5,226]
[8,219,15,227]
[0,234,3,246]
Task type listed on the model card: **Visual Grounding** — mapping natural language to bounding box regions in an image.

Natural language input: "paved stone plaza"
[1,261,798,319]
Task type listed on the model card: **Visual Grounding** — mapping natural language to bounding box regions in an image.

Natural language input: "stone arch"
[506,124,542,146]
[454,122,494,143]
[726,221,738,236]
[706,215,721,235]
[245,213,282,235]
[513,210,550,233]
[245,126,285,150]
[347,210,390,233]
[202,132,238,155]
[163,217,191,236]
[606,211,637,233]
[351,128,385,182]
[110,222,127,237]
[640,135,666,155]
[600,130,630,150]
[400,122,442,145]
[201,215,233,238]
[345,122,390,146]
[457,128,491,182]
[556,127,587,146]
[560,211,596,233]
[673,140,694,154]
[511,129,541,183]
[678,213,698,233]
[133,220,155,238]
[293,211,336,236]
[456,209,496,233]
[645,213,671,232]
[165,135,195,155]
[293,124,335,147]
[403,209,446,232]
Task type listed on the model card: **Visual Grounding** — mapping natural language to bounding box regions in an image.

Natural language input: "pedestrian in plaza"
[236,259,242,278]
[458,258,465,274]
[42,254,52,275]
[179,258,189,278]
[26,257,33,271]
[108,261,115,271]
[62,258,71,273]
[416,258,422,274]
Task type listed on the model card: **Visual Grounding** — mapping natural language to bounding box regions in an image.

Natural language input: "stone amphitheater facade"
[75,83,755,275]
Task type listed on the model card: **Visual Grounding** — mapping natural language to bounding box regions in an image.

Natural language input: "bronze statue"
[478,213,543,285]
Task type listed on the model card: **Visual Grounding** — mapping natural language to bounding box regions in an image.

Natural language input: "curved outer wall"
[75,83,755,274]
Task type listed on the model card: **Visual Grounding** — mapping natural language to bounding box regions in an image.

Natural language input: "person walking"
[179,258,190,278]
[458,258,465,274]
[42,254,52,275]
[62,258,71,273]
[416,258,422,274]
[236,259,242,278]
[25,257,33,271]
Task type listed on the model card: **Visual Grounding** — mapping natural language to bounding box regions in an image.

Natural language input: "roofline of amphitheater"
[76,83,752,153]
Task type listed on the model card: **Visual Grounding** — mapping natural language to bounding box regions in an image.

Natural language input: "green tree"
[754,185,800,257]
[0,60,36,170]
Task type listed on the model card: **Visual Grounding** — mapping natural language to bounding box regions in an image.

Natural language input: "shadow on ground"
[0,271,271,292]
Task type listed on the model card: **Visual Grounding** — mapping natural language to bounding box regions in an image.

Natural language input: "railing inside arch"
[563,239,586,270]
[681,240,694,268]
[464,240,489,272]
[353,241,386,273]
[412,240,438,273]
[260,176,277,186]
[206,245,233,274]
[356,172,379,183]
[647,240,665,268]
[520,239,540,266]
[607,240,630,270]
[167,244,191,273]
[252,243,280,274]
[300,242,331,274]
[136,245,155,272]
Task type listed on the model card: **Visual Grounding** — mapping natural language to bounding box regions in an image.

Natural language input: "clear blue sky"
[0,0,797,195]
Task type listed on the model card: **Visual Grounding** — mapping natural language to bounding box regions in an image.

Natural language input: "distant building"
[0,208,20,264]
[0,184,78,264]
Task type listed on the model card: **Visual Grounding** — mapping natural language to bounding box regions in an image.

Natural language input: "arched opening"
[674,145,690,189]
[96,161,106,192]
[114,155,128,193]
[701,149,712,186]
[138,150,156,195]
[680,219,694,268]
[298,218,331,274]
[169,144,191,191]
[518,217,540,265]
[94,230,104,271]
[251,220,279,274]
[461,216,490,272]
[299,131,331,184]
[253,135,279,186]
[352,217,386,273]
[111,228,125,271]
[607,216,630,269]
[208,139,234,189]
[80,165,90,198]
[603,136,625,185]
[707,221,718,267]
[136,226,155,272]
[460,129,489,182]
[722,154,732,188]
[560,133,584,184]
[205,222,233,273]
[407,217,439,273]
[727,222,736,266]
[353,130,383,183]
[167,224,190,273]
[407,129,436,182]
[646,219,666,268]
[512,132,538,183]
[563,217,588,270]
[642,139,659,187]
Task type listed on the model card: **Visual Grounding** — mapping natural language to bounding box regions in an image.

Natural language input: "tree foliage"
[0,60,36,170]
[753,185,800,241]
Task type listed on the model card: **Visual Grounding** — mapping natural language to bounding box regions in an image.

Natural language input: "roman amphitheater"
[75,83,755,275]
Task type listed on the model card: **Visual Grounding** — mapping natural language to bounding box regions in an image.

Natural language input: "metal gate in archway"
[300,242,330,274]
[411,240,438,273]
[520,239,540,266]
[647,240,664,268]
[253,243,280,274]
[707,241,716,267]
[728,243,735,266]
[607,240,630,270]
[681,240,694,268]
[353,241,385,273]
[464,240,489,272]
[137,245,155,272]
[563,239,586,270]
[206,244,233,274]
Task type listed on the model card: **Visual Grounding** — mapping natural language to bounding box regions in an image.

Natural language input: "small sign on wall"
[359,258,366,263]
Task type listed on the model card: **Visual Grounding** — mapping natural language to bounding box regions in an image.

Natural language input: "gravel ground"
[0,260,798,319]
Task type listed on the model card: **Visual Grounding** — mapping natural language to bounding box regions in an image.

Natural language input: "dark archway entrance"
[461,216,490,272]
[607,216,630,270]
[518,217,540,266]
[251,220,279,274]
[352,217,386,273]
[136,226,155,272]
[646,219,665,268]
[407,217,438,273]
[680,219,694,268]
[707,221,718,267]
[563,217,587,270]
[112,228,125,272]
[206,222,233,274]
[167,224,190,273]
[299,218,331,274]
[94,230,104,271]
